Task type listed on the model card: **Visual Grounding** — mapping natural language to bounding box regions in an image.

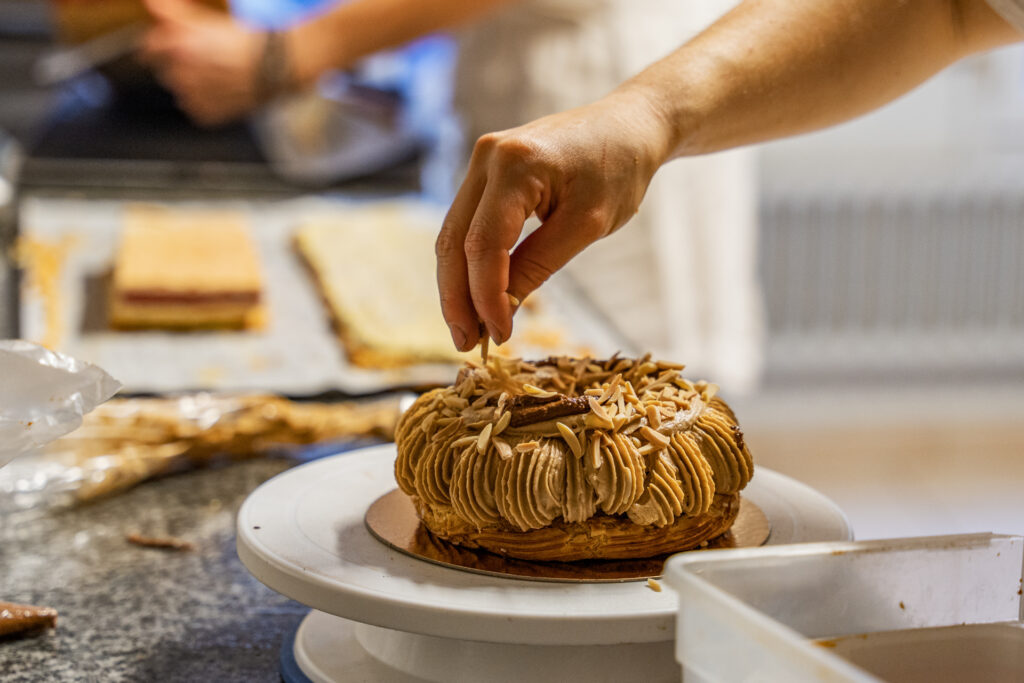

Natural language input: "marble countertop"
[0,458,308,682]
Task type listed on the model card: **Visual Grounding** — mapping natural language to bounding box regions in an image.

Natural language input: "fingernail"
[486,322,504,345]
[449,324,468,350]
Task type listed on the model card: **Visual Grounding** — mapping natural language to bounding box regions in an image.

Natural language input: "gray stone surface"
[0,459,306,682]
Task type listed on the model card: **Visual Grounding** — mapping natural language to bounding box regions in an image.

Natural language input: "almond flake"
[476,423,493,454]
[556,422,583,458]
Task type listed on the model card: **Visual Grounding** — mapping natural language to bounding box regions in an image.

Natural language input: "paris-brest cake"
[395,355,753,561]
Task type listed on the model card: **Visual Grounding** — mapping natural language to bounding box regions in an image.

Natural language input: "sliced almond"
[598,374,622,404]
[556,422,583,458]
[636,361,659,376]
[588,434,603,469]
[645,404,662,429]
[587,396,610,419]
[493,437,513,460]
[418,412,437,434]
[523,383,557,399]
[476,422,493,454]
[443,395,469,411]
[493,410,511,436]
[620,416,642,434]
[640,425,671,449]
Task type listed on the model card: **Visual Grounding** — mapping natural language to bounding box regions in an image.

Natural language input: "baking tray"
[17,195,633,396]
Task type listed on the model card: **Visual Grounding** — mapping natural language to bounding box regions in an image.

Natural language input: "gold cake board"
[365,489,770,583]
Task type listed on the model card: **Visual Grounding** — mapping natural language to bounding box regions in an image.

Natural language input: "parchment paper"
[19,196,632,396]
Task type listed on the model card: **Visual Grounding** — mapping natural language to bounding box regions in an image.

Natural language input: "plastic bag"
[0,390,401,511]
[0,340,121,468]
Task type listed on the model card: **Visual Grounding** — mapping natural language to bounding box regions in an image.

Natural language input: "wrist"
[287,17,357,89]
[613,69,705,162]
[601,84,680,176]
[283,23,328,89]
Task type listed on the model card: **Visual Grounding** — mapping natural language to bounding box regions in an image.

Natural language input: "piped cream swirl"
[394,355,753,531]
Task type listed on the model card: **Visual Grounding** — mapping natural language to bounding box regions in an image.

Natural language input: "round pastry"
[394,355,753,561]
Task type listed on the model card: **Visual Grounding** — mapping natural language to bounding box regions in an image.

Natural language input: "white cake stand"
[237,444,852,683]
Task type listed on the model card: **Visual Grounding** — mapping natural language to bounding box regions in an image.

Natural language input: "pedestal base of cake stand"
[238,446,852,683]
[281,609,681,683]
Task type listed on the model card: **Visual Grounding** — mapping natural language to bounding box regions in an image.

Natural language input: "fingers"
[436,168,487,351]
[175,90,234,126]
[143,0,186,25]
[140,0,214,64]
[437,127,618,352]
[138,27,179,96]
[464,179,531,344]
[143,0,210,25]
[138,27,170,67]
[142,0,176,23]
[506,205,604,304]
[138,2,184,72]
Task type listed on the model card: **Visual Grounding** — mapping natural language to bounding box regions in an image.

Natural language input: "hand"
[435,89,673,351]
[139,0,265,126]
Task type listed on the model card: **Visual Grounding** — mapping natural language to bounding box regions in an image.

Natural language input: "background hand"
[435,90,672,351]
[140,0,265,126]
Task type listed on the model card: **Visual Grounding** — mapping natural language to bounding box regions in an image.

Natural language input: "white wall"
[759,44,1024,197]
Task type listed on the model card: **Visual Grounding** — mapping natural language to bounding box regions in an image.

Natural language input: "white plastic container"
[663,533,1024,682]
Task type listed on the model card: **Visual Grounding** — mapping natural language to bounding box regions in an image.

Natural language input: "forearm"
[622,0,1021,160]
[287,0,515,86]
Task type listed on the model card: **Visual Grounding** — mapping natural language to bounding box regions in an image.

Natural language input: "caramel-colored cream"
[394,356,753,531]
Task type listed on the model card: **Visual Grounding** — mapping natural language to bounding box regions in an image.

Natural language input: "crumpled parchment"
[0,340,121,468]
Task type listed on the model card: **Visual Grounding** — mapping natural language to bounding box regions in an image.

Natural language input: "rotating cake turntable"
[237,444,852,683]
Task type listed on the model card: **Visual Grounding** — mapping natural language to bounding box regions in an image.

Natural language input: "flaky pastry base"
[413,492,740,562]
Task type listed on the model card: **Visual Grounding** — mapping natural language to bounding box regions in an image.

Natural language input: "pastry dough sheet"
[19,196,632,395]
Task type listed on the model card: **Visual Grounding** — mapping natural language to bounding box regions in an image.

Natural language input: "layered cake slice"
[109,206,264,330]
[295,206,471,367]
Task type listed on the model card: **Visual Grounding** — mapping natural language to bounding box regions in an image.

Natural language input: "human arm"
[629,0,1021,156]
[435,0,1023,351]
[140,0,513,126]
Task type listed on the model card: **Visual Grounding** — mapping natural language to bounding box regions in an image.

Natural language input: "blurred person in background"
[140,0,764,393]
[432,0,1024,354]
